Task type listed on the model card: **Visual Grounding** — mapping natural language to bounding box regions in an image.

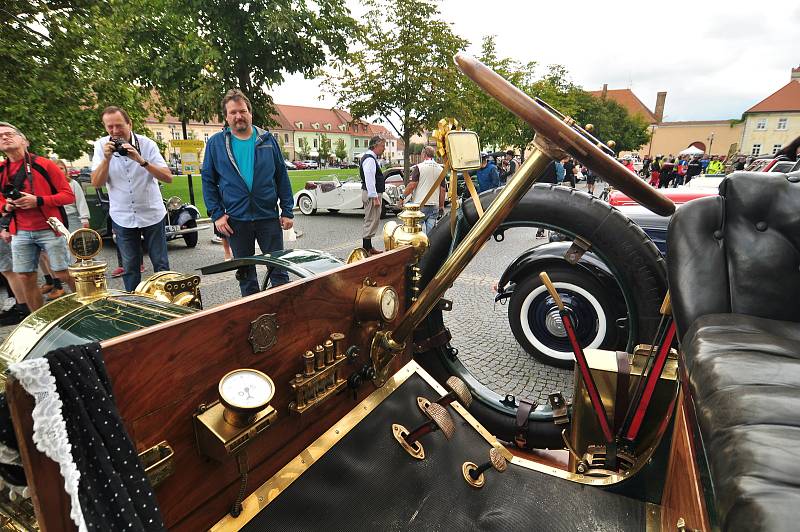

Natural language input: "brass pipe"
[388,147,552,346]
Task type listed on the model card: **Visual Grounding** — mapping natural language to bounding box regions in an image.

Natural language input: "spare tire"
[413,184,668,449]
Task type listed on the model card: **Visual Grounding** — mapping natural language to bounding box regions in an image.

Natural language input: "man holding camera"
[91,106,172,291]
[0,122,75,314]
[202,89,294,297]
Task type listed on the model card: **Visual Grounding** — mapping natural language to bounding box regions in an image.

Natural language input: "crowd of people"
[634,153,739,189]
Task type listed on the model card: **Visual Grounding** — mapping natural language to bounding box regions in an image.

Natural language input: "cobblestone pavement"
[1,182,608,401]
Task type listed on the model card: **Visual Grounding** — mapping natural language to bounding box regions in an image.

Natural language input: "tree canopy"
[326,0,468,178]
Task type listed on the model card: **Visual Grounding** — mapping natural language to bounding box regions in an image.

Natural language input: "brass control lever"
[417,376,472,414]
[462,447,508,488]
[392,403,455,460]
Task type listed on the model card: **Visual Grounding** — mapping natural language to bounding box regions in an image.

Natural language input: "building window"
[773,144,783,154]
[284,133,289,143]
[354,139,359,148]
[204,133,209,142]
[313,138,318,148]
[755,118,767,130]
[751,144,761,155]
[156,131,163,141]
[777,118,788,130]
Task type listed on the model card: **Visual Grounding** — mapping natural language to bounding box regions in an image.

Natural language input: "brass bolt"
[324,339,335,365]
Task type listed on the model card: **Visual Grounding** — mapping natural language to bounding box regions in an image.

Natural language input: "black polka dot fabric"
[47,343,165,531]
[0,393,26,486]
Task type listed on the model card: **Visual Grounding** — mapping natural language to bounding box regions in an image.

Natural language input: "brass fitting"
[382,203,429,257]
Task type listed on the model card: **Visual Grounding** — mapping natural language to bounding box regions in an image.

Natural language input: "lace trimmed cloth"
[8,343,164,531]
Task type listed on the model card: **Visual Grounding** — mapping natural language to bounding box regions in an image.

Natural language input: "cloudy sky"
[271,0,799,122]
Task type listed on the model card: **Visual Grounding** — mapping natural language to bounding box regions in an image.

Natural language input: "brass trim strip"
[645,502,661,532]
[210,360,424,531]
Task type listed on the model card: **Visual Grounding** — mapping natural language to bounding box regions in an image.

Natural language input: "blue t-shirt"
[231,127,256,190]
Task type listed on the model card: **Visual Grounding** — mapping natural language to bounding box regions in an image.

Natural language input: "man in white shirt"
[402,146,444,233]
[359,136,386,255]
[91,106,173,291]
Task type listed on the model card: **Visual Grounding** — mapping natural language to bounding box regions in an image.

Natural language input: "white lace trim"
[0,477,28,500]
[9,358,87,532]
[0,441,21,467]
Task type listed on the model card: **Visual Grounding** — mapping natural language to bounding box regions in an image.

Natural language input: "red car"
[68,167,81,178]
[292,161,309,170]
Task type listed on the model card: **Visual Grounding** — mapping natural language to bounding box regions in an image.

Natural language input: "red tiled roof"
[273,104,351,133]
[588,88,657,123]
[745,81,800,113]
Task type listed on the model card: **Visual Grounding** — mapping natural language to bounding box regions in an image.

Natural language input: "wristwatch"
[140,160,150,168]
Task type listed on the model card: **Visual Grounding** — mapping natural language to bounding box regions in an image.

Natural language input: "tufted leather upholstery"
[668,172,800,531]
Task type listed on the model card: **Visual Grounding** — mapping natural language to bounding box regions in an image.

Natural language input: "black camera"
[2,184,22,201]
[111,137,129,156]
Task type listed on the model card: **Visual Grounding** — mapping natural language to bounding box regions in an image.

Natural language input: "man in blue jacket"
[202,89,294,296]
[476,154,499,192]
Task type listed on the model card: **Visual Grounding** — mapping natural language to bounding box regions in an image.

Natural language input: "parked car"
[67,167,80,178]
[76,166,92,183]
[169,164,182,175]
[302,160,319,169]
[338,161,358,169]
[284,160,296,170]
[292,160,309,170]
[495,182,720,368]
[746,154,800,173]
[293,175,402,217]
[82,183,206,246]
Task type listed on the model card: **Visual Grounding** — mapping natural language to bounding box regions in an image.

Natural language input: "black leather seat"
[668,171,800,532]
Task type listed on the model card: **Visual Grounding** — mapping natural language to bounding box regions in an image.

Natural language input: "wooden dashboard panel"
[8,247,416,531]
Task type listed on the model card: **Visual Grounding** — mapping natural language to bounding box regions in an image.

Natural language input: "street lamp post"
[647,124,657,157]
[708,132,715,155]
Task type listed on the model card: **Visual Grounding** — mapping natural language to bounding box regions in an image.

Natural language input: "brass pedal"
[417,376,473,415]
[462,447,507,488]
[392,403,455,460]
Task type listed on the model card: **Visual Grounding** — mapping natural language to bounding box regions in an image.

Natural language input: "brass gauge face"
[218,368,275,414]
[380,286,399,321]
[67,228,103,260]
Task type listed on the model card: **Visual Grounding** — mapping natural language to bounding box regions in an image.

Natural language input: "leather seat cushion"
[684,313,800,531]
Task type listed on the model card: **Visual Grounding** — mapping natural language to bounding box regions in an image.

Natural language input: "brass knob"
[607,140,616,149]
[303,351,315,376]
[314,344,325,370]
[391,403,455,459]
[462,447,508,488]
[585,123,594,132]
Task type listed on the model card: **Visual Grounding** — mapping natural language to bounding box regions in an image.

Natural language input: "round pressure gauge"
[218,369,275,426]
[68,228,103,261]
[380,286,399,321]
[355,282,400,323]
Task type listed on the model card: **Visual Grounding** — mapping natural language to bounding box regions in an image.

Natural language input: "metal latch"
[548,392,570,425]
[564,237,591,264]
[139,440,175,487]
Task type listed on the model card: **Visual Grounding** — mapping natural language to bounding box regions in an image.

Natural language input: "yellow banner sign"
[171,139,205,150]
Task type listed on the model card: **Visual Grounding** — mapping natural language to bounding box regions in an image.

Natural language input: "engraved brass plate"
[248,313,279,353]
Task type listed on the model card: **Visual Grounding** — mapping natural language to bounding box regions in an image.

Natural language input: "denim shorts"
[0,239,11,272]
[11,229,71,273]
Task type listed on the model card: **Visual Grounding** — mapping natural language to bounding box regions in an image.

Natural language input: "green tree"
[189,0,358,127]
[572,92,651,153]
[326,0,467,179]
[335,138,348,162]
[297,138,311,160]
[318,134,332,166]
[0,1,150,160]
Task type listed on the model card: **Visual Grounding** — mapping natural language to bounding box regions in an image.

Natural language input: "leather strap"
[514,399,536,448]
[413,328,452,353]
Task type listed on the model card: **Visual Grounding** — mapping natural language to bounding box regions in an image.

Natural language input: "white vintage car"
[293,175,403,217]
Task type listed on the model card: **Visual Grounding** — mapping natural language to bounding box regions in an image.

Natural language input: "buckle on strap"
[549,392,570,425]
[514,399,537,448]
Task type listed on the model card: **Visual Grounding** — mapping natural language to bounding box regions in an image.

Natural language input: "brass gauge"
[218,369,275,427]
[68,228,103,261]
[355,280,399,323]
